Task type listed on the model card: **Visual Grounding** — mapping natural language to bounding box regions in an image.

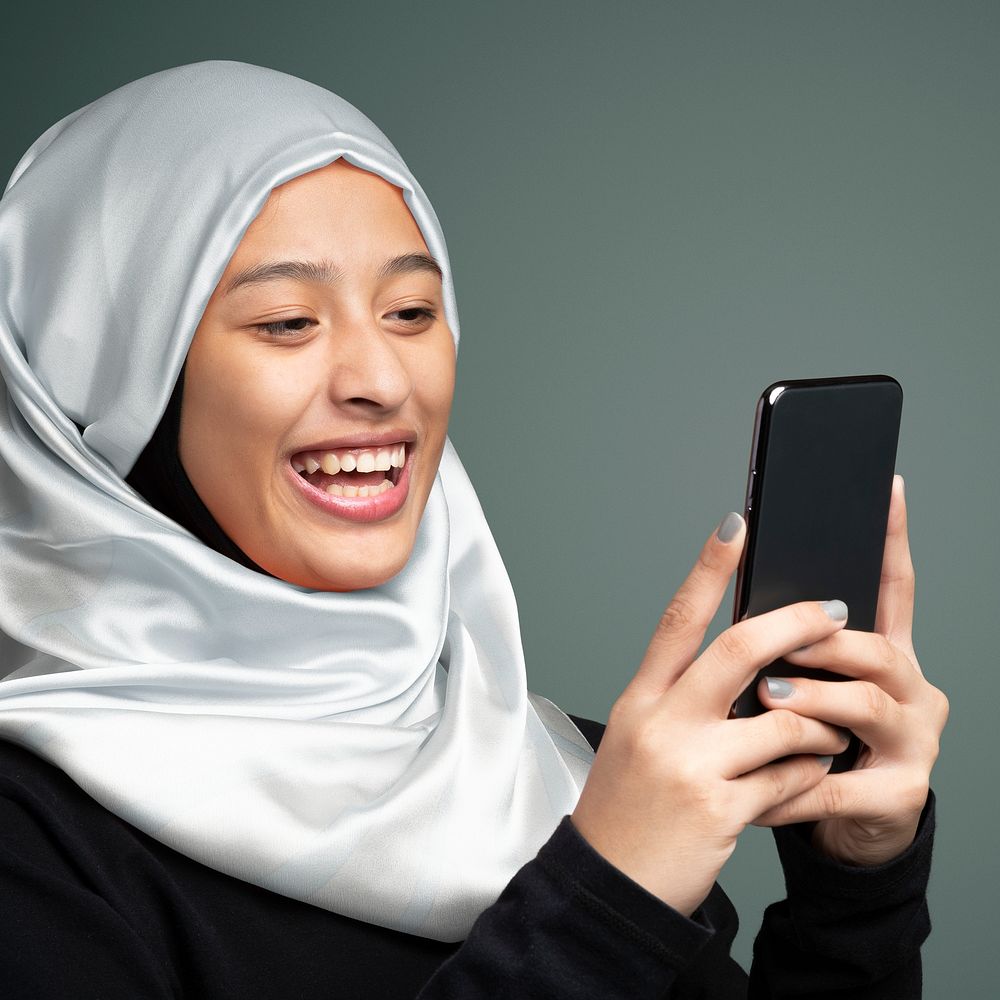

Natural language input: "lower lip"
[286,451,412,523]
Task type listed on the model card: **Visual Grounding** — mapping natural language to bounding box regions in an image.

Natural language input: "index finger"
[676,598,851,717]
[629,511,746,700]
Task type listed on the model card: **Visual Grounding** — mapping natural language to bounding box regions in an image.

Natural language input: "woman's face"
[179,159,456,591]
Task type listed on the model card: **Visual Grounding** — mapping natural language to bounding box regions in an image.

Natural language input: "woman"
[0,61,946,997]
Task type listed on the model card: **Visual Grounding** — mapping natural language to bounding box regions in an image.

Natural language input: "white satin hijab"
[0,60,594,942]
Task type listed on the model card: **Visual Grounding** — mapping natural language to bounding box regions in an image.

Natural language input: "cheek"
[419,341,456,425]
[181,345,297,470]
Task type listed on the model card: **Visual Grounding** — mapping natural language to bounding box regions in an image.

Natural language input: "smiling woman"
[175,160,456,591]
[0,58,597,957]
[0,60,942,999]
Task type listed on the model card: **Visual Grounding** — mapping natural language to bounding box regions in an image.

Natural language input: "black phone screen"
[730,375,903,771]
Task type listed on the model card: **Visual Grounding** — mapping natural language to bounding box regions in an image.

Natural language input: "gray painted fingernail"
[820,599,848,621]
[716,512,743,543]
[817,755,834,768]
[766,677,795,698]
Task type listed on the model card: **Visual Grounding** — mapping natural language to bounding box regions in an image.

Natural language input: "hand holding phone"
[572,378,945,901]
[730,375,903,772]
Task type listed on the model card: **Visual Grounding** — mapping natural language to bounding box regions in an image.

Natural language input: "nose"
[324,312,413,414]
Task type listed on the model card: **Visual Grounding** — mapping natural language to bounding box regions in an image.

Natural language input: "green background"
[3,0,996,988]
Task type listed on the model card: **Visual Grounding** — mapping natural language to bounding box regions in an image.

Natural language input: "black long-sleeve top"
[0,715,934,998]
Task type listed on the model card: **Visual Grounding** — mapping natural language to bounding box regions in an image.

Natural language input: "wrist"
[772,791,936,920]
[812,817,921,867]
[568,812,713,918]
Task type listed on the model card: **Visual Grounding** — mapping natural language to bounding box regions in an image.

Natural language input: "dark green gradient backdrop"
[3,1,996,989]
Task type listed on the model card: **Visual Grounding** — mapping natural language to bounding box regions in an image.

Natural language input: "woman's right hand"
[570,511,852,918]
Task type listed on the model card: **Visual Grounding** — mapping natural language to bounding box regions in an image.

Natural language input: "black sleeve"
[413,713,749,998]
[0,741,745,1000]
[416,813,749,1000]
[749,790,936,999]
[0,721,935,1000]
[0,791,178,1000]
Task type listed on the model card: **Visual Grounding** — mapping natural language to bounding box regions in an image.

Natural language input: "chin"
[260,549,411,592]
[316,567,403,592]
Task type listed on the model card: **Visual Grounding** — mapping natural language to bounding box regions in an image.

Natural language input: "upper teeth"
[292,443,407,475]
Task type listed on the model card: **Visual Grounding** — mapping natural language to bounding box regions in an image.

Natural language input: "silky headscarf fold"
[0,60,594,942]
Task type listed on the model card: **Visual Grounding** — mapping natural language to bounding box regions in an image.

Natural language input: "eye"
[388,306,437,328]
[254,307,437,338]
[254,317,316,337]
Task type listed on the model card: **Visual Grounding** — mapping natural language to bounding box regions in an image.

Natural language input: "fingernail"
[716,512,743,543]
[820,599,848,621]
[766,677,795,699]
[838,728,852,744]
[897,474,905,497]
[816,755,834,768]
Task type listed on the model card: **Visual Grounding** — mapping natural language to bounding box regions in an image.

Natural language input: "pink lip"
[285,448,412,523]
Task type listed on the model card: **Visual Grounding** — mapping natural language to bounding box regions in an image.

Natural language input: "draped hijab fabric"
[0,60,594,942]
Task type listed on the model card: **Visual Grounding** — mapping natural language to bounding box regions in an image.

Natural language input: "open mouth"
[290,442,407,499]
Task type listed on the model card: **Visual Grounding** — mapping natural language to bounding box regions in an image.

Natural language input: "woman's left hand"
[752,474,950,865]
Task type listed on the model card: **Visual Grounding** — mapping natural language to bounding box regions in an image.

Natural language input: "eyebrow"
[222,252,443,296]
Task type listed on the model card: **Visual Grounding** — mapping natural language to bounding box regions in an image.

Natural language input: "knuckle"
[875,633,898,672]
[626,714,667,763]
[933,688,951,726]
[881,557,915,588]
[767,769,788,801]
[606,693,636,733]
[862,682,891,725]
[698,786,732,828]
[915,730,942,766]
[914,691,949,759]
[716,626,755,666]
[659,592,701,636]
[668,758,709,805]
[772,709,805,755]
[818,779,846,817]
[900,774,931,815]
[801,754,825,784]
[790,755,822,794]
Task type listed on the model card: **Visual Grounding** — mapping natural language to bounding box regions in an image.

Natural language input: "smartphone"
[730,374,903,773]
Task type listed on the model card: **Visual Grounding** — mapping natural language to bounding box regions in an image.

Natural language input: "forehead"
[235,160,425,259]
[256,159,408,225]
